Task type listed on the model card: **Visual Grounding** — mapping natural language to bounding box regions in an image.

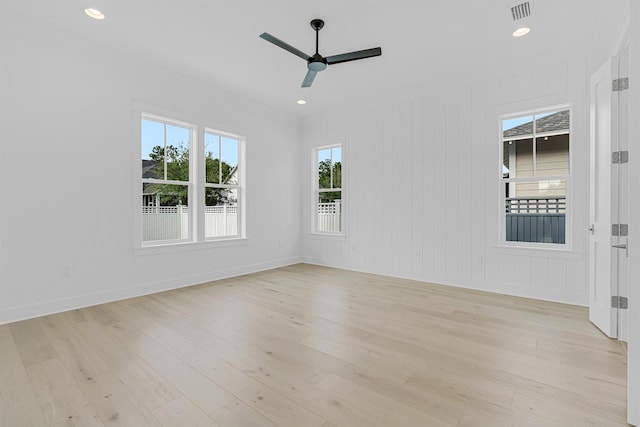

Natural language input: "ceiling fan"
[260,19,382,88]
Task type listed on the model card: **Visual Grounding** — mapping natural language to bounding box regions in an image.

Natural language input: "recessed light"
[512,27,530,37]
[297,100,307,105]
[85,8,105,20]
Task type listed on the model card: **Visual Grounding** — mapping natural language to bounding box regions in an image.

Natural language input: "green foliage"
[333,161,341,188]
[205,187,236,206]
[205,151,236,206]
[205,157,235,185]
[145,144,236,207]
[318,191,342,203]
[318,160,341,190]
[317,159,341,203]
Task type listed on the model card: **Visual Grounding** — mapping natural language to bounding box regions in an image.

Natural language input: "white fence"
[317,201,341,232]
[144,202,340,240]
[142,205,238,241]
[204,205,238,237]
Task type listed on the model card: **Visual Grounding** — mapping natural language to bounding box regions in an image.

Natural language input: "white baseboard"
[0,256,301,325]
[2,255,587,326]
[300,257,588,307]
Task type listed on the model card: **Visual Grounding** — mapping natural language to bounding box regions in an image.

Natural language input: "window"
[501,108,570,245]
[205,131,240,239]
[141,116,192,243]
[140,113,244,246]
[314,144,342,234]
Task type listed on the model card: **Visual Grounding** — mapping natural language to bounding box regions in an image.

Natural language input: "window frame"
[499,105,572,249]
[312,143,344,236]
[135,107,246,250]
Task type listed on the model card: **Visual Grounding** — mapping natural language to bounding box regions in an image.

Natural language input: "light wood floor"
[0,264,628,426]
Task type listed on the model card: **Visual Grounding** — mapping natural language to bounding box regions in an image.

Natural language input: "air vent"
[511,2,531,20]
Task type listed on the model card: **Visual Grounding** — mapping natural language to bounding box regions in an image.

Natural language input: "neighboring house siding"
[512,134,569,197]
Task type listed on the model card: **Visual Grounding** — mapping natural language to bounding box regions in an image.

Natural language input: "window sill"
[134,238,249,256]
[492,243,585,259]
[308,232,347,241]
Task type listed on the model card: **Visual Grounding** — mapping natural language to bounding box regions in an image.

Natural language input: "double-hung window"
[204,131,240,239]
[501,107,570,245]
[140,112,244,246]
[314,144,343,234]
[141,116,192,243]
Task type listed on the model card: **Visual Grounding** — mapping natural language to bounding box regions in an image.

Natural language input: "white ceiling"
[1,0,628,117]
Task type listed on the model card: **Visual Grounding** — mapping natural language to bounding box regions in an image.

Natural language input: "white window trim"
[311,142,345,236]
[499,104,573,250]
[133,102,246,252]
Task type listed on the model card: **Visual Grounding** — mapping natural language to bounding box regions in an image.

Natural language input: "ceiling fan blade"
[301,70,317,87]
[325,47,382,65]
[259,33,311,61]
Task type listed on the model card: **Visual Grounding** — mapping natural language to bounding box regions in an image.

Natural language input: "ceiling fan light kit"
[260,19,382,88]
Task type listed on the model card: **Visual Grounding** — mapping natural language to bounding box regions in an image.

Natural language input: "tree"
[145,144,236,207]
[205,156,236,206]
[205,157,234,184]
[318,160,341,203]
[145,144,189,206]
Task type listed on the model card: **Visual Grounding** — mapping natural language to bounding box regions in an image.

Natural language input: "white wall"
[0,12,302,324]
[302,58,592,305]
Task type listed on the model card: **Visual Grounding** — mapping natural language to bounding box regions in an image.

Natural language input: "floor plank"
[0,264,629,426]
[0,325,47,426]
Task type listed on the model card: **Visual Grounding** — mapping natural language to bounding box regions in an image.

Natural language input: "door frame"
[627,4,639,424]
[588,57,618,338]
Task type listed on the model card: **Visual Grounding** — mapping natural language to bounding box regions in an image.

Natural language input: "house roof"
[142,160,162,196]
[503,110,570,139]
[142,159,160,179]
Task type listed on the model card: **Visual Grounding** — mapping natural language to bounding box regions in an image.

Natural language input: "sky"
[318,145,341,164]
[502,112,555,132]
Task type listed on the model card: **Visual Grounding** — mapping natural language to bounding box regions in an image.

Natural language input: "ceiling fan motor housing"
[308,54,327,72]
[310,19,325,31]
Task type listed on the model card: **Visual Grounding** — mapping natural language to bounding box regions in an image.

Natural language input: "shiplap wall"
[302,57,590,305]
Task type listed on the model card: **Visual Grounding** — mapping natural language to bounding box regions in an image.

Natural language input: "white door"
[588,57,618,338]
[589,48,630,341]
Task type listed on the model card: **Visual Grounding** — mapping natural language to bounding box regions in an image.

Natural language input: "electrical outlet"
[60,266,71,278]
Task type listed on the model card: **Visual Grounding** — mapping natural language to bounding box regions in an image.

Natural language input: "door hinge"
[612,224,629,236]
[612,77,629,91]
[612,151,629,164]
[612,296,629,309]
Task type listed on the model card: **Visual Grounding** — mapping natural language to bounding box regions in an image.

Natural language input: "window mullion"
[163,124,168,181]
[330,149,334,189]
[532,115,537,176]
[194,126,204,242]
[218,138,222,184]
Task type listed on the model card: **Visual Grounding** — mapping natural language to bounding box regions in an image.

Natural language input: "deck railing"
[505,197,566,244]
[505,196,565,213]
